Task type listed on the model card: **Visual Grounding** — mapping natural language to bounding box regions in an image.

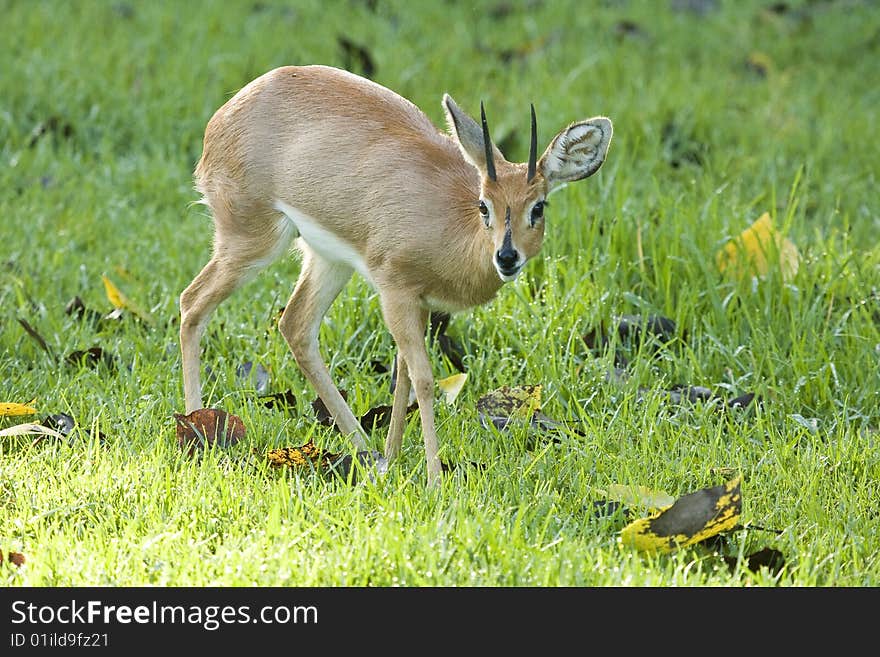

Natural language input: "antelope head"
[443,94,613,282]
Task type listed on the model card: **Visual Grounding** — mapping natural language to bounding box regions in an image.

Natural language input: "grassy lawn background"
[1,0,878,586]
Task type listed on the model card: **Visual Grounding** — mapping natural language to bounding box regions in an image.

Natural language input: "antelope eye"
[478,200,490,225]
[530,201,545,224]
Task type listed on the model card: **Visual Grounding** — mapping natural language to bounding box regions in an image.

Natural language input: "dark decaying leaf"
[728,392,756,409]
[358,404,394,432]
[17,318,56,360]
[591,500,630,520]
[173,408,246,455]
[723,547,786,575]
[237,361,270,394]
[583,314,678,368]
[41,413,75,437]
[369,359,389,374]
[636,385,757,411]
[440,459,488,474]
[66,346,115,370]
[668,385,713,404]
[616,314,678,342]
[429,311,466,372]
[311,390,348,427]
[260,390,297,410]
[40,412,108,445]
[620,477,742,553]
[312,391,417,433]
[65,295,104,325]
[476,384,579,441]
[477,385,543,421]
[327,450,388,483]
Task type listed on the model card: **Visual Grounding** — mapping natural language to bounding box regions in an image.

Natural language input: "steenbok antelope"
[180,65,612,486]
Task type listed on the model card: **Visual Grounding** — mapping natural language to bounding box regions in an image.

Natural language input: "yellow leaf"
[598,484,675,511]
[102,274,127,309]
[438,373,467,405]
[716,212,799,282]
[267,441,333,469]
[0,399,38,417]
[101,274,155,325]
[620,476,742,553]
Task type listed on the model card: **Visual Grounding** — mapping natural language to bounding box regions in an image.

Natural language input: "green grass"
[1,0,879,586]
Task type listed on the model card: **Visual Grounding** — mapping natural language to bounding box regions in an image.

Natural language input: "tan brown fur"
[180,64,612,486]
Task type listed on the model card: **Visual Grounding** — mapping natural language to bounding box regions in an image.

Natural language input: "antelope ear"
[442,94,499,176]
[539,117,612,190]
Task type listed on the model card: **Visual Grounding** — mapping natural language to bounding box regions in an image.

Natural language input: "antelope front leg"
[381,297,442,486]
[385,352,411,461]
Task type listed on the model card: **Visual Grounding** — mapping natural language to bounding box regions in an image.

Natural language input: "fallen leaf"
[260,390,297,410]
[359,404,394,431]
[620,476,742,553]
[65,296,106,326]
[311,391,416,433]
[17,318,55,360]
[7,552,26,567]
[101,273,155,325]
[723,546,785,575]
[438,372,467,405]
[66,346,115,370]
[477,384,543,421]
[716,212,799,282]
[0,422,66,440]
[267,440,387,483]
[598,484,676,511]
[237,361,270,394]
[0,400,38,417]
[268,440,329,469]
[173,408,246,455]
[311,390,348,427]
[41,413,76,437]
[590,500,628,520]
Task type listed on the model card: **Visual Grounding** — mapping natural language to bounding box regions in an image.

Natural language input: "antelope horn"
[480,101,497,182]
[527,103,537,182]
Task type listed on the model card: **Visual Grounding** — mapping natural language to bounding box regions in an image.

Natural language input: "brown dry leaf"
[7,552,26,567]
[716,212,799,282]
[173,408,246,455]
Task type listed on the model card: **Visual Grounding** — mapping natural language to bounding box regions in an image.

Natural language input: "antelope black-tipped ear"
[539,117,612,190]
[443,93,499,180]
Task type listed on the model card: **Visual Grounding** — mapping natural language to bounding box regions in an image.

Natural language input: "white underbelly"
[273,199,373,284]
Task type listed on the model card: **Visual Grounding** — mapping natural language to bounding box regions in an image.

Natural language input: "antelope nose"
[495,248,519,270]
